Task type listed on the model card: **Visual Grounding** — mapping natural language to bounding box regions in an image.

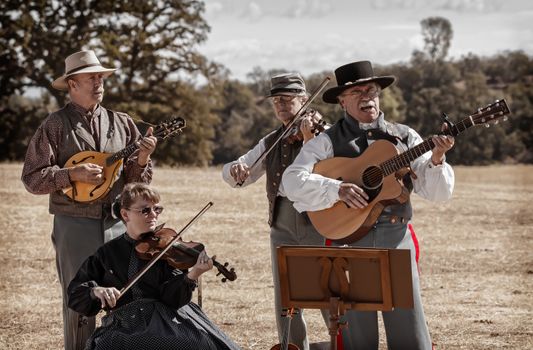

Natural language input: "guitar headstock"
[154,117,186,140]
[471,99,510,128]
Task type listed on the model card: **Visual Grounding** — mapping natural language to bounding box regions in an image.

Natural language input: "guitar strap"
[102,109,116,153]
[366,127,405,146]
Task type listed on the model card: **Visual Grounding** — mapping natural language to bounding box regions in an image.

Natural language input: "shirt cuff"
[184,275,198,291]
[56,167,73,189]
[429,154,447,168]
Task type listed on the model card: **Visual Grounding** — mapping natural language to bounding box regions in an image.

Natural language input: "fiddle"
[135,227,237,282]
[270,308,300,350]
[283,109,327,144]
[236,77,331,186]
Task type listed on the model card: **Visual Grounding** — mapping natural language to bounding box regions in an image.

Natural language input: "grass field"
[0,163,532,349]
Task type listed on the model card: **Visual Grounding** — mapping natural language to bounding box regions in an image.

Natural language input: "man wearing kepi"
[21,50,157,349]
[282,61,455,349]
[222,73,327,350]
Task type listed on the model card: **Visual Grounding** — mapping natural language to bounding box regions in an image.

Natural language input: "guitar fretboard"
[380,115,475,176]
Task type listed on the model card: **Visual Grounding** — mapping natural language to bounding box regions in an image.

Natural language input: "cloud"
[240,2,263,21]
[371,0,503,12]
[205,2,224,19]
[285,0,333,18]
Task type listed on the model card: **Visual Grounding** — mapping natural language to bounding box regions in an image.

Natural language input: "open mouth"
[359,102,376,112]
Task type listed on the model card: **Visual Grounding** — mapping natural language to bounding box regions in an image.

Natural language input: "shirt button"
[282,164,286,167]
[283,154,287,158]
[276,172,280,176]
[273,182,277,186]
[283,144,287,147]
[368,131,372,137]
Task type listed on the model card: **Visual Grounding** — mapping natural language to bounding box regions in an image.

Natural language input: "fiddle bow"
[236,77,330,186]
[116,202,216,302]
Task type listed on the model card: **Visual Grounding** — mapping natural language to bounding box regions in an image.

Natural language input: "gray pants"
[51,213,124,350]
[334,220,432,350]
[270,197,328,350]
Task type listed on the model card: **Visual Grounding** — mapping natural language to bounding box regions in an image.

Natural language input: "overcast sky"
[198,0,533,80]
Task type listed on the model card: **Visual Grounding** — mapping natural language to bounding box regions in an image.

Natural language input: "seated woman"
[68,183,240,350]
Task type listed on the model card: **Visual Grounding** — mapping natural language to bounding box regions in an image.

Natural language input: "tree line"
[1,1,531,166]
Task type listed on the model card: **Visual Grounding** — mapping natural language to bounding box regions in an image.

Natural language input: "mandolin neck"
[106,142,139,166]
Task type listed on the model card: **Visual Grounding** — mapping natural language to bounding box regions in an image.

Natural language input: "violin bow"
[115,202,214,302]
[236,76,330,186]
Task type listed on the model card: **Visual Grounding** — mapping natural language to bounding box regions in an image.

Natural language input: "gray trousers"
[270,197,328,350]
[333,220,432,350]
[51,213,124,350]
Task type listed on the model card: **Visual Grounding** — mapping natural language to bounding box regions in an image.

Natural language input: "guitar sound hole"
[362,166,383,190]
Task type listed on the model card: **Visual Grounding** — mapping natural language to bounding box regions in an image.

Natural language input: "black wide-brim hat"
[322,60,396,104]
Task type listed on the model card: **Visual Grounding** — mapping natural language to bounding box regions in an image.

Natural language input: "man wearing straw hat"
[222,73,329,350]
[283,61,455,349]
[21,50,157,349]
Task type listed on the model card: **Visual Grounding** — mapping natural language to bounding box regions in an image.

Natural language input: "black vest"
[325,113,413,219]
[263,126,303,226]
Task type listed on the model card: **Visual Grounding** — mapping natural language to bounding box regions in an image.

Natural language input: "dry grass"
[0,163,532,349]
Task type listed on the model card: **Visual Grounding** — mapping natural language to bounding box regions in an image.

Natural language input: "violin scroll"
[214,260,237,282]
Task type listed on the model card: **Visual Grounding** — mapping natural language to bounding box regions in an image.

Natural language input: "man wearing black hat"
[282,61,455,349]
[222,73,328,350]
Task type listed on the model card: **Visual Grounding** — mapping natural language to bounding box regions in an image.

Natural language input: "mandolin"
[307,99,510,243]
[63,117,185,203]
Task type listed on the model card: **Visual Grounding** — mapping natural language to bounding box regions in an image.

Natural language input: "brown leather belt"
[376,214,409,224]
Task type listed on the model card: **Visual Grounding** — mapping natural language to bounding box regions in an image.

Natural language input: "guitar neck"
[380,115,475,176]
[280,317,291,350]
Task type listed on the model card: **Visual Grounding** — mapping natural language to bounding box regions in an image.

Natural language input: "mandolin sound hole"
[362,166,383,190]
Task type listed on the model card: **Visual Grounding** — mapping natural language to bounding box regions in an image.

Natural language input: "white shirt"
[282,119,455,212]
[221,136,289,197]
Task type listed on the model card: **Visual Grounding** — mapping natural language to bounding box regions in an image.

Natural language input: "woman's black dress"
[68,233,240,350]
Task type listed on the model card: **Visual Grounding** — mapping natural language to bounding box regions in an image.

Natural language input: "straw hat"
[52,50,116,91]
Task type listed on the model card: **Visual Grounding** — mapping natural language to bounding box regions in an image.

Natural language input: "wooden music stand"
[277,245,414,350]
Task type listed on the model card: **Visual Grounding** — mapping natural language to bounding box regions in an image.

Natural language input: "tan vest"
[49,105,132,219]
[263,126,303,226]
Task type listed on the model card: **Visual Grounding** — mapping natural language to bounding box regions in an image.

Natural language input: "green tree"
[0,0,219,164]
[420,16,453,62]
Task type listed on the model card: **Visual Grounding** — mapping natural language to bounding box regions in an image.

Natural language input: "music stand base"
[329,297,345,350]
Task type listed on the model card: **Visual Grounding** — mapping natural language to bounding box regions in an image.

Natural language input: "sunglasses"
[127,205,164,216]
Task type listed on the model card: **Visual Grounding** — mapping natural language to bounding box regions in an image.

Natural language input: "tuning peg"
[503,116,508,122]
[484,123,490,128]
[222,278,227,283]
[493,120,499,125]
[224,262,229,267]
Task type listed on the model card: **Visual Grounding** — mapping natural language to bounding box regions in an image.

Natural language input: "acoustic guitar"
[270,308,299,350]
[307,99,510,243]
[63,117,185,203]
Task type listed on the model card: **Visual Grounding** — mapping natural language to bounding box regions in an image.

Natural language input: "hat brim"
[322,76,396,104]
[52,67,116,91]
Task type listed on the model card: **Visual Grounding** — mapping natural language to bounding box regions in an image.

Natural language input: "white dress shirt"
[282,119,455,213]
[221,136,289,197]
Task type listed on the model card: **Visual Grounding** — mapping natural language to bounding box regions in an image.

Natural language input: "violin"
[270,308,300,350]
[283,109,327,144]
[135,227,237,282]
[236,77,331,186]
